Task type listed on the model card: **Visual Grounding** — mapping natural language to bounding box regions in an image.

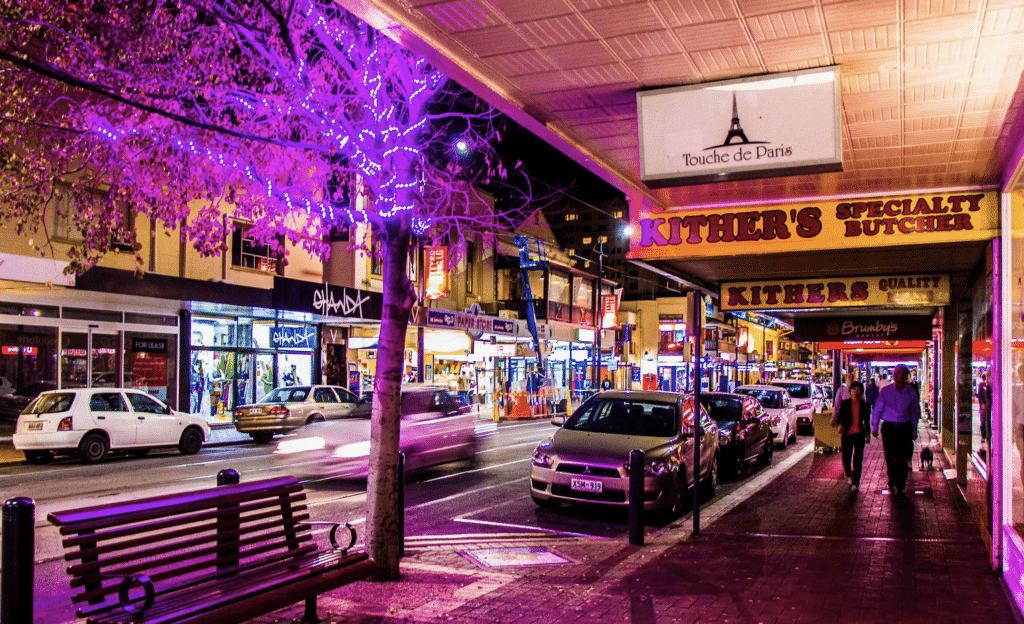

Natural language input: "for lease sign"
[627,191,998,260]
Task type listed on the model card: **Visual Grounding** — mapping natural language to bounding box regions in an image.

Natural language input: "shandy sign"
[627,191,998,260]
[721,274,950,311]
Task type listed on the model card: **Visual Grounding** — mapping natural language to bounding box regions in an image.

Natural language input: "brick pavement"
[248,424,1021,624]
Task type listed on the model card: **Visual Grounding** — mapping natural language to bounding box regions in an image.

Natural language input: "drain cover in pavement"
[460,546,575,568]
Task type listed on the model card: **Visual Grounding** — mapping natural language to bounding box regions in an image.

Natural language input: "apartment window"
[565,214,579,222]
[231,224,279,273]
[582,237,592,245]
[614,211,624,218]
[466,244,475,294]
[49,187,133,250]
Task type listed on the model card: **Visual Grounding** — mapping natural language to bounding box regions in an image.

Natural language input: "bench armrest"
[88,572,155,616]
[306,521,357,555]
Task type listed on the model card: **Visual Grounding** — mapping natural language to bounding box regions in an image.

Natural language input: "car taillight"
[269,406,289,417]
[57,417,73,431]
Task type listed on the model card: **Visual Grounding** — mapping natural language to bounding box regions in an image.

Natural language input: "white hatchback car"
[734,385,798,447]
[766,379,819,434]
[13,388,212,465]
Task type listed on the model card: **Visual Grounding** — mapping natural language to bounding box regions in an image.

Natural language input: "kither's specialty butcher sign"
[720,274,950,311]
[627,191,997,261]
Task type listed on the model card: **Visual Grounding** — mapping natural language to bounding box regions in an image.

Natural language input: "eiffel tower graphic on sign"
[705,91,768,150]
[724,92,748,145]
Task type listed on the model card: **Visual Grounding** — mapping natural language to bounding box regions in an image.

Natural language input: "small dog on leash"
[920,446,934,471]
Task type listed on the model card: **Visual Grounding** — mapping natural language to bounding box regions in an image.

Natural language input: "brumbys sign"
[627,191,998,261]
[793,315,933,342]
[721,274,950,311]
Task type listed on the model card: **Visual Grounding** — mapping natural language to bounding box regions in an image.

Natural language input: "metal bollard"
[398,452,406,558]
[628,449,644,546]
[2,497,35,624]
[215,469,240,570]
[217,468,240,486]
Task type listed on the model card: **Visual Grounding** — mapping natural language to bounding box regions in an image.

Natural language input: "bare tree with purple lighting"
[0,0,543,577]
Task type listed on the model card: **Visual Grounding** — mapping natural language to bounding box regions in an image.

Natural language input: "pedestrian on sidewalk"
[831,380,871,491]
[871,364,920,495]
[865,378,879,409]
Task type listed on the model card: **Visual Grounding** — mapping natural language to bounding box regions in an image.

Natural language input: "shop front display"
[190,314,315,424]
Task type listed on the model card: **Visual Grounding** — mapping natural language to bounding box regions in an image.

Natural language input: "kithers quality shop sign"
[638,66,841,187]
[793,315,934,343]
[627,191,998,261]
[721,274,950,311]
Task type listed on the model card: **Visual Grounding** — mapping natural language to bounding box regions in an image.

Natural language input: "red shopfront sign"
[601,294,618,329]
[425,247,447,300]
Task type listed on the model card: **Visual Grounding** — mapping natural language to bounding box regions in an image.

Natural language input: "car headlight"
[274,437,326,455]
[626,458,675,475]
[532,448,553,468]
[334,440,371,458]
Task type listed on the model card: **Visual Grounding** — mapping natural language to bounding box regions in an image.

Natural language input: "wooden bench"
[47,475,378,624]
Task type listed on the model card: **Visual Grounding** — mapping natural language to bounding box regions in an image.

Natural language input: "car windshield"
[771,382,811,398]
[737,389,784,409]
[259,387,311,403]
[25,392,75,414]
[700,396,743,422]
[564,399,678,437]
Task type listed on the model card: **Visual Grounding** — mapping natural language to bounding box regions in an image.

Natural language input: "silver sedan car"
[272,386,494,479]
[234,385,365,444]
[530,390,719,515]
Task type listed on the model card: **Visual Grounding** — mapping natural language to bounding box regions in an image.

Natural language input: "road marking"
[417,457,530,484]
[452,517,610,540]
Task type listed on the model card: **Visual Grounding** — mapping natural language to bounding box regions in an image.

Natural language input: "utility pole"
[592,237,605,391]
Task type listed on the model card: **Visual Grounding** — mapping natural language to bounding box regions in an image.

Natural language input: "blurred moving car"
[0,381,58,420]
[766,379,818,434]
[734,385,797,448]
[234,385,365,444]
[698,393,774,474]
[13,388,210,464]
[272,386,490,479]
[529,390,719,516]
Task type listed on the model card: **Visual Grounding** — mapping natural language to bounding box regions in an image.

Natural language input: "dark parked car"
[699,393,774,474]
[0,381,58,420]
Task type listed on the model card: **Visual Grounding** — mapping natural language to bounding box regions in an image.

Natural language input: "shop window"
[466,244,475,294]
[0,303,58,318]
[231,223,280,273]
[658,321,687,356]
[126,333,176,405]
[191,316,237,348]
[549,272,570,305]
[0,324,57,396]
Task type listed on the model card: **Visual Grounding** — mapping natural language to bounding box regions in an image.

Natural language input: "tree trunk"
[366,215,414,580]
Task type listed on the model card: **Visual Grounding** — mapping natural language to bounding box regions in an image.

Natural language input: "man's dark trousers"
[881,421,914,491]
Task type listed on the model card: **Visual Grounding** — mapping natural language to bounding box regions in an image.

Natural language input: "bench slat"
[67,511,311,575]
[71,535,316,598]
[60,494,307,550]
[49,477,302,533]
[83,555,376,624]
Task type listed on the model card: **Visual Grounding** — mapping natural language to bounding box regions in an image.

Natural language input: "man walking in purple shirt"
[871,364,921,494]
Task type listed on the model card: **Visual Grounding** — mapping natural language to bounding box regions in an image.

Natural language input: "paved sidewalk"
[247,425,1021,624]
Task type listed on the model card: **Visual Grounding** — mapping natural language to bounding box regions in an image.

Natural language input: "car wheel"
[178,427,203,455]
[757,438,774,465]
[777,426,788,448]
[250,432,275,445]
[531,494,559,509]
[78,433,109,464]
[24,450,54,465]
[700,456,718,499]
[129,449,151,458]
[790,425,798,444]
